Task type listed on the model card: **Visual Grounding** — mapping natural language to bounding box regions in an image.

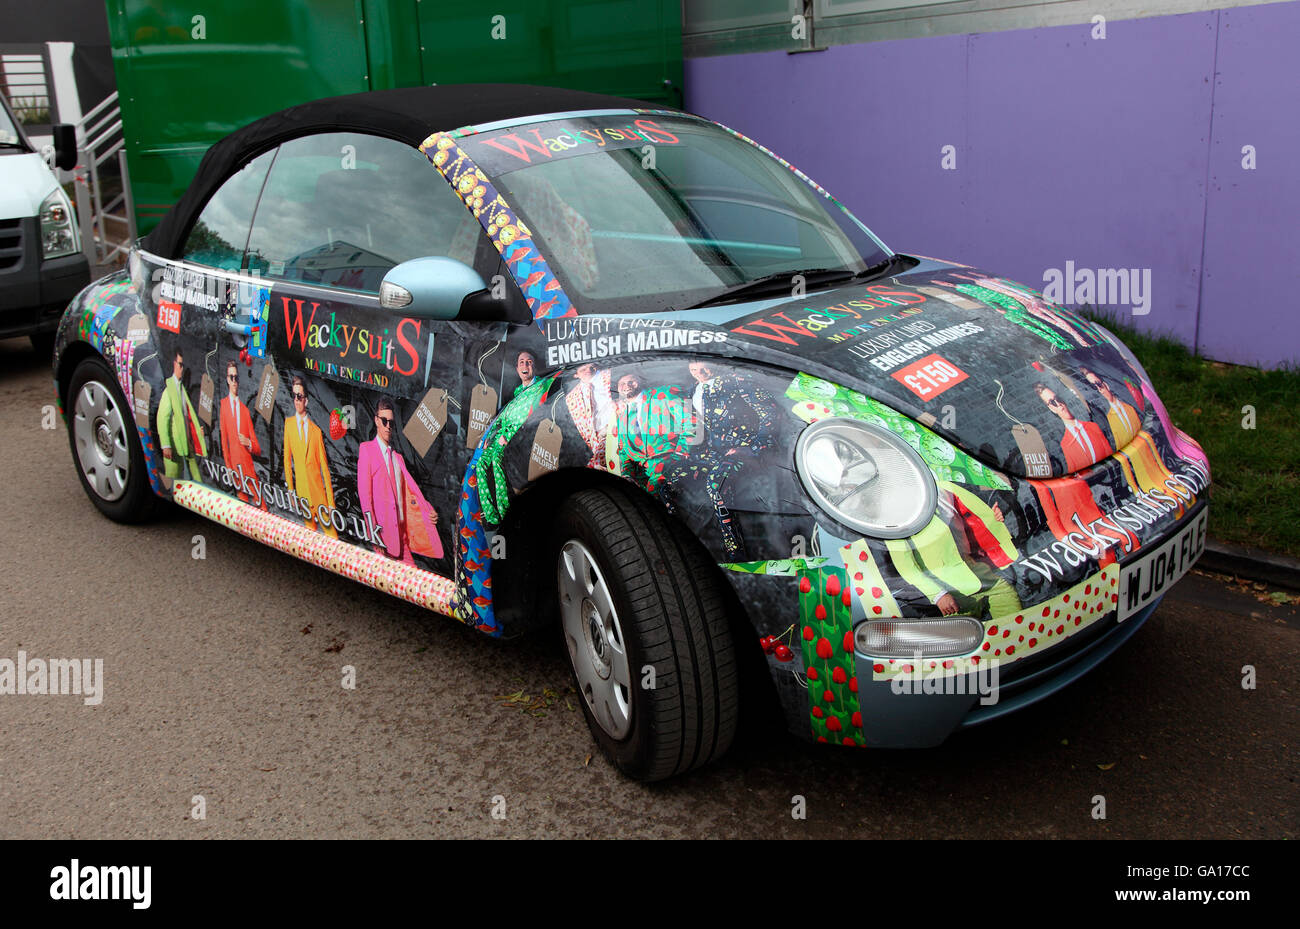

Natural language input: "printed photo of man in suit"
[1078,365,1141,449]
[357,397,441,563]
[219,360,263,506]
[508,349,537,402]
[157,348,206,482]
[282,376,336,537]
[564,363,612,466]
[1035,380,1112,472]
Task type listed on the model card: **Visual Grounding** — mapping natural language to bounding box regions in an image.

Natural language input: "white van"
[0,91,89,355]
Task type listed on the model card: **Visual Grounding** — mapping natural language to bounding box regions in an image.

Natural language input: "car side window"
[181,149,275,270]
[244,131,483,293]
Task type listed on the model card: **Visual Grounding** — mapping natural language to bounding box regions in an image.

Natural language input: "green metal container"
[106,0,683,234]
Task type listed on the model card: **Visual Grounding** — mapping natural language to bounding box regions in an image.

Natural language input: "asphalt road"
[1,336,1295,839]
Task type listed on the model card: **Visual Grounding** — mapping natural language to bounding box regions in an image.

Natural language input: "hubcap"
[73,380,130,502]
[558,539,632,739]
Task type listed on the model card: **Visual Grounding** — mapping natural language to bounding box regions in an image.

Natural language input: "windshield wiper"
[681,256,901,311]
[682,268,855,310]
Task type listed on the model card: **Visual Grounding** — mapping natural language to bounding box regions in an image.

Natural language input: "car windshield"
[0,100,24,146]
[460,114,892,314]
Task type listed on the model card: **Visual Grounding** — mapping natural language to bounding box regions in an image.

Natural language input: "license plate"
[1117,506,1208,622]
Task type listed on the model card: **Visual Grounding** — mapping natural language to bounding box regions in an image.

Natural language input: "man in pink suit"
[357,397,442,564]
[219,360,264,507]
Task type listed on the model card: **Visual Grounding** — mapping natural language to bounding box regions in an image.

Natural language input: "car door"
[239,130,522,577]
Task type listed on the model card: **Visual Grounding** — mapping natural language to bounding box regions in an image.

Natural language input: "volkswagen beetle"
[53,85,1210,780]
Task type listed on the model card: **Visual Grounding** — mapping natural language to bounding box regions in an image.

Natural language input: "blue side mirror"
[379,256,488,320]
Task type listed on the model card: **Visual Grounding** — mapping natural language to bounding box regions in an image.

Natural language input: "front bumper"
[0,216,90,339]
[856,595,1163,747]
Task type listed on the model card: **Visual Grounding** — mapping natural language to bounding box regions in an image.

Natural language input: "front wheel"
[553,486,738,781]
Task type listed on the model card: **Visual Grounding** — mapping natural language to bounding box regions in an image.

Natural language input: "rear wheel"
[66,356,159,523]
[553,486,738,781]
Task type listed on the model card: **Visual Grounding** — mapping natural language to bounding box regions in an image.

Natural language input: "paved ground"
[1,336,1295,839]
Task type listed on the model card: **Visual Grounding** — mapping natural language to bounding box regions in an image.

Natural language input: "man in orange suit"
[1035,381,1112,472]
[282,376,336,537]
[219,360,263,507]
[357,397,441,563]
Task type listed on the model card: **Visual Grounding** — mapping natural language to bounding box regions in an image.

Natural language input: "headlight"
[795,417,936,538]
[40,187,78,259]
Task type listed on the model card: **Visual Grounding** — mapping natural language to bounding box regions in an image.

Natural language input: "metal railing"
[73,91,136,267]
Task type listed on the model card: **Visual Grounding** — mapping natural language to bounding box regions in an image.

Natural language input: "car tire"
[65,356,160,524]
[553,486,738,781]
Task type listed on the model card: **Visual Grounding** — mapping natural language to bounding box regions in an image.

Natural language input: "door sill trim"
[172,480,459,619]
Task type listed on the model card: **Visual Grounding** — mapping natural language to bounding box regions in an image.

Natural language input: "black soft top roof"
[146,83,671,258]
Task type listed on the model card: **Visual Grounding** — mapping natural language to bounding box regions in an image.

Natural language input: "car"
[52,84,1210,781]
[1,92,89,356]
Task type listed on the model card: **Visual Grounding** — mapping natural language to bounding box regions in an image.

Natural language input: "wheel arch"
[56,340,104,412]
[490,464,781,736]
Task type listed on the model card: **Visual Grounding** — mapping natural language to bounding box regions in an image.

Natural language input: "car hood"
[699,258,1154,479]
[0,152,58,220]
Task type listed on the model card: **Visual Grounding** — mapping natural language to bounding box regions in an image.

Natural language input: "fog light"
[855,617,983,658]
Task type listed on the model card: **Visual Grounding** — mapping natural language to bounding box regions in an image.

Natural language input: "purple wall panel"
[685,3,1299,366]
[963,17,1215,348]
[1197,3,1300,368]
[684,35,976,264]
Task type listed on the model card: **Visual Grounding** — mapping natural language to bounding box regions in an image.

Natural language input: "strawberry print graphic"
[798,565,865,746]
[328,409,346,440]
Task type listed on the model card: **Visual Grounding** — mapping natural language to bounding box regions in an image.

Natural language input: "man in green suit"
[157,348,207,482]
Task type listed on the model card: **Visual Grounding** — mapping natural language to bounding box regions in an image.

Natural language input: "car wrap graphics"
[457,373,557,633]
[58,265,1211,744]
[56,269,468,594]
[718,264,1185,483]
[63,275,169,496]
[799,567,865,746]
[172,479,457,615]
[419,132,576,324]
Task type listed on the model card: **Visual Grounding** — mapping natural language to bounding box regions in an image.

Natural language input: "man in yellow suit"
[157,348,206,482]
[282,376,336,537]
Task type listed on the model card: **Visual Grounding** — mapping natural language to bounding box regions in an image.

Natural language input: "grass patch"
[1088,314,1300,558]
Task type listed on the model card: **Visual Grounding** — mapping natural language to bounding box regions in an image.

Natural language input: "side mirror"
[51,124,77,172]
[379,256,490,320]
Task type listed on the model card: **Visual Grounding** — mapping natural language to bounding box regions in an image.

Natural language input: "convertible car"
[53,85,1209,780]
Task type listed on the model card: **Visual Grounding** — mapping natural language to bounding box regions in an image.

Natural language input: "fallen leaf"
[583,753,592,766]
[1098,762,1116,771]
